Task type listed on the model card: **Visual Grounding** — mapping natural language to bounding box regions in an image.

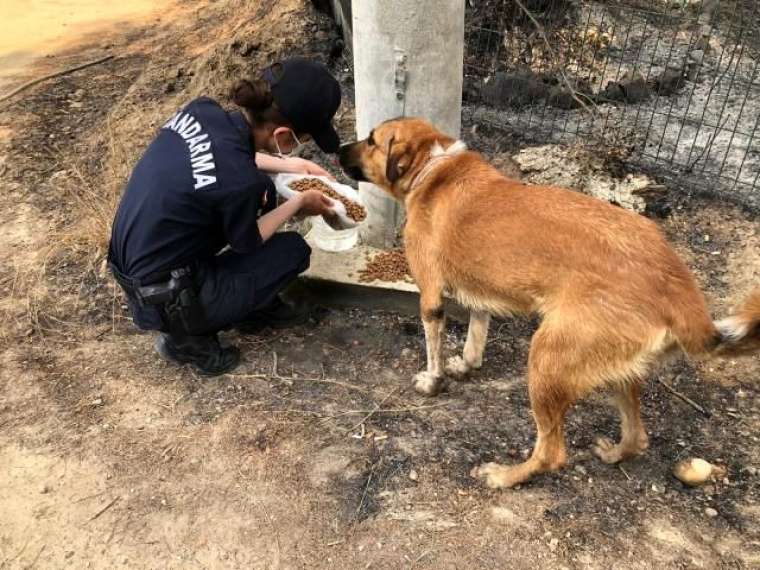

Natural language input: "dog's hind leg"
[414,285,448,396]
[472,366,575,489]
[472,321,580,488]
[471,314,632,488]
[446,310,491,379]
[472,366,573,488]
[592,382,649,464]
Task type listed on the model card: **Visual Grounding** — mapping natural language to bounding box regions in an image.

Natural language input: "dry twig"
[87,496,120,522]
[0,55,114,104]
[346,387,401,434]
[513,0,598,118]
[355,461,377,519]
[229,372,371,394]
[22,545,45,570]
[656,377,710,417]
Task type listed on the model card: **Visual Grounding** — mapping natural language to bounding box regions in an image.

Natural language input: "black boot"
[154,333,240,376]
[236,296,311,334]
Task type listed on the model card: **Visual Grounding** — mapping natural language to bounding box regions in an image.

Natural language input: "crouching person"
[108,58,342,375]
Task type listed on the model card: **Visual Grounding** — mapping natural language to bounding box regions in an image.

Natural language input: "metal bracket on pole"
[394,49,407,107]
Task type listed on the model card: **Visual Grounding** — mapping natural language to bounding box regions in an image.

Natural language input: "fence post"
[352,1,465,248]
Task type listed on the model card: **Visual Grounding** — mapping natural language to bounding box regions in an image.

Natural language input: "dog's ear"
[385,136,410,183]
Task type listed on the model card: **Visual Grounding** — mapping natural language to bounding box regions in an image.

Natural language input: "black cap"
[263,58,342,153]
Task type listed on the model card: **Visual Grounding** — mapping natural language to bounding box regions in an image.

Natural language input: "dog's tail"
[706,288,760,357]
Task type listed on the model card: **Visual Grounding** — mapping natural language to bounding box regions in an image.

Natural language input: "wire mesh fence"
[463,0,760,208]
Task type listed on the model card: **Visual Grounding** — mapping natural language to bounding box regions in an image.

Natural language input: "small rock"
[705,507,718,518]
[547,85,585,110]
[673,457,726,486]
[689,49,705,63]
[65,551,74,559]
[401,347,414,359]
[744,466,757,477]
[482,70,551,108]
[549,538,559,552]
[651,68,686,96]
[409,469,419,482]
[92,398,103,406]
[574,464,587,476]
[600,72,650,103]
[40,483,51,494]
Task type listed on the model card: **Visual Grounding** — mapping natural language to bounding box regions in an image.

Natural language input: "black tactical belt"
[108,263,194,308]
[109,261,208,335]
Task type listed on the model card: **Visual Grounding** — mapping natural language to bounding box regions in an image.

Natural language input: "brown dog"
[339,117,760,489]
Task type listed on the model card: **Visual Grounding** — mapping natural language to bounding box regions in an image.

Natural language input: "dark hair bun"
[230,78,273,111]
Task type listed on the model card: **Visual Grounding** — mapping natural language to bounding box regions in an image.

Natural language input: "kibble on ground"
[358,248,412,283]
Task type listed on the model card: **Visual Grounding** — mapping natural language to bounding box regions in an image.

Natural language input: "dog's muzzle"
[338,142,368,182]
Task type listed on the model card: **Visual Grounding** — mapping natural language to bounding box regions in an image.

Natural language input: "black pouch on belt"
[109,262,207,333]
[160,269,208,335]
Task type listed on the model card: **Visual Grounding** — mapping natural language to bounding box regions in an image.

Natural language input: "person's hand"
[297,190,336,217]
[283,157,336,180]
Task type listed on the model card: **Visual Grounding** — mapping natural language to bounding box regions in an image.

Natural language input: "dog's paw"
[413,371,447,396]
[591,437,625,465]
[592,435,647,465]
[445,355,473,380]
[471,462,523,489]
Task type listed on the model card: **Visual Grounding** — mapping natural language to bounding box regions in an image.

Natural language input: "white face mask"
[273,127,304,158]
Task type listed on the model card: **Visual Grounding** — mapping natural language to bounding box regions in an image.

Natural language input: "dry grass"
[0,112,161,344]
[59,112,160,258]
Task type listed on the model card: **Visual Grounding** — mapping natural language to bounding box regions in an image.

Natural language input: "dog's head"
[338,117,458,201]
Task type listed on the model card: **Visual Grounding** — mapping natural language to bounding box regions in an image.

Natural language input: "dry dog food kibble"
[358,248,412,283]
[289,178,367,222]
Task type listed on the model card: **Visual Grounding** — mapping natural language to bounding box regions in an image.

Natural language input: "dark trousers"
[129,232,311,335]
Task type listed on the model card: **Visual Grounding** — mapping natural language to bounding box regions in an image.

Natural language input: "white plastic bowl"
[305,215,358,252]
[272,173,365,252]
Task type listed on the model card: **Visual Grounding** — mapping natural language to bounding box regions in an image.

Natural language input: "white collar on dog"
[409,139,467,191]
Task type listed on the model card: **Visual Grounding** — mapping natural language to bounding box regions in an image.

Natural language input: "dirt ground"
[1,1,759,569]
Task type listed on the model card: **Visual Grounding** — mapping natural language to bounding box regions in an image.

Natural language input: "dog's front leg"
[446,310,491,379]
[414,291,447,396]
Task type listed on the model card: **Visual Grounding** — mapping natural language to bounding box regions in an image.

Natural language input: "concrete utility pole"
[352,1,465,248]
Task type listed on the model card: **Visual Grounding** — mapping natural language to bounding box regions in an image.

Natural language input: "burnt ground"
[1,1,759,569]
